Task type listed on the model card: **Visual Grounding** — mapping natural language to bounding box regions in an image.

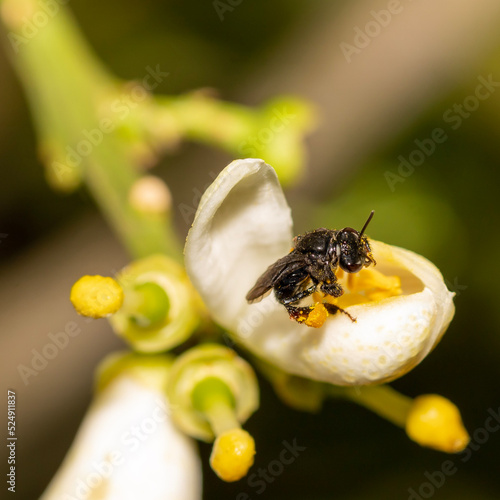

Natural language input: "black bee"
[246,211,376,324]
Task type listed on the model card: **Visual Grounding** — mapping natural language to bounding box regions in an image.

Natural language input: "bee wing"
[245,287,273,304]
[246,253,306,303]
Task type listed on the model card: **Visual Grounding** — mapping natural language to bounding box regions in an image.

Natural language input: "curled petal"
[185,158,292,328]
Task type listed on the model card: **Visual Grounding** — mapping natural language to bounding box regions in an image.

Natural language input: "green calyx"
[129,282,170,328]
[191,377,236,413]
[166,344,259,441]
[109,254,202,353]
[191,377,241,436]
[95,351,173,393]
[254,358,325,413]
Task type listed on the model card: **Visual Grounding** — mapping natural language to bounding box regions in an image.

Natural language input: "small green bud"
[109,254,202,352]
[167,344,259,441]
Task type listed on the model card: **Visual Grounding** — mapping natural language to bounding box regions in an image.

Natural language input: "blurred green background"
[1,0,500,499]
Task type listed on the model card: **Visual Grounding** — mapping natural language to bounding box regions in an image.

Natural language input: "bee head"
[337,211,375,273]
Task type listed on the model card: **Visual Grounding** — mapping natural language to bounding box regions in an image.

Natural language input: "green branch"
[1,0,313,259]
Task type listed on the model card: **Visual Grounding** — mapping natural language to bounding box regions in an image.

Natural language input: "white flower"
[185,159,455,386]
[41,371,201,500]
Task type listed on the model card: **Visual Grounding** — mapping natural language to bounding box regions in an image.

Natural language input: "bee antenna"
[359,210,375,238]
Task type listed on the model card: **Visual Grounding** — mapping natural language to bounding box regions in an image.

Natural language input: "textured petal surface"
[185,160,455,386]
[41,376,201,500]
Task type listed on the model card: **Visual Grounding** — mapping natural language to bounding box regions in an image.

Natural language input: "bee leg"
[320,281,343,298]
[285,303,356,324]
[285,304,317,323]
[323,303,356,323]
[278,284,316,305]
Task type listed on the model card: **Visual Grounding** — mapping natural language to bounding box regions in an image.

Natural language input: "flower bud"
[166,344,258,441]
[406,394,470,453]
[185,159,456,386]
[109,255,201,352]
[129,175,172,214]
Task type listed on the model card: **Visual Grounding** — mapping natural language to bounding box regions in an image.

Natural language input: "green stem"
[329,384,412,427]
[203,400,241,436]
[1,0,311,257]
[1,0,181,260]
[126,282,170,328]
[156,94,257,152]
[192,377,240,436]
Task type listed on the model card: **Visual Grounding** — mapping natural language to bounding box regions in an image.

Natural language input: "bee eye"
[339,261,363,273]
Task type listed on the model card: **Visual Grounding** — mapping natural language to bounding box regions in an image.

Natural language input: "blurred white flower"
[41,371,201,500]
[185,159,455,386]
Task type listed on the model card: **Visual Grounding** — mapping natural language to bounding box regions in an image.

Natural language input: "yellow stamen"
[70,275,124,318]
[210,428,256,482]
[405,394,470,453]
[300,267,402,327]
[346,268,401,296]
[304,302,328,328]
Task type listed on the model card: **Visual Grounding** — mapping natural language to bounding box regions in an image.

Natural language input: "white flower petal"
[185,158,292,327]
[41,376,201,500]
[186,160,455,386]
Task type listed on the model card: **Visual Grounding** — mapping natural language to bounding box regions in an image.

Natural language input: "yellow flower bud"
[70,275,123,318]
[210,428,255,482]
[406,394,470,453]
[129,175,172,214]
